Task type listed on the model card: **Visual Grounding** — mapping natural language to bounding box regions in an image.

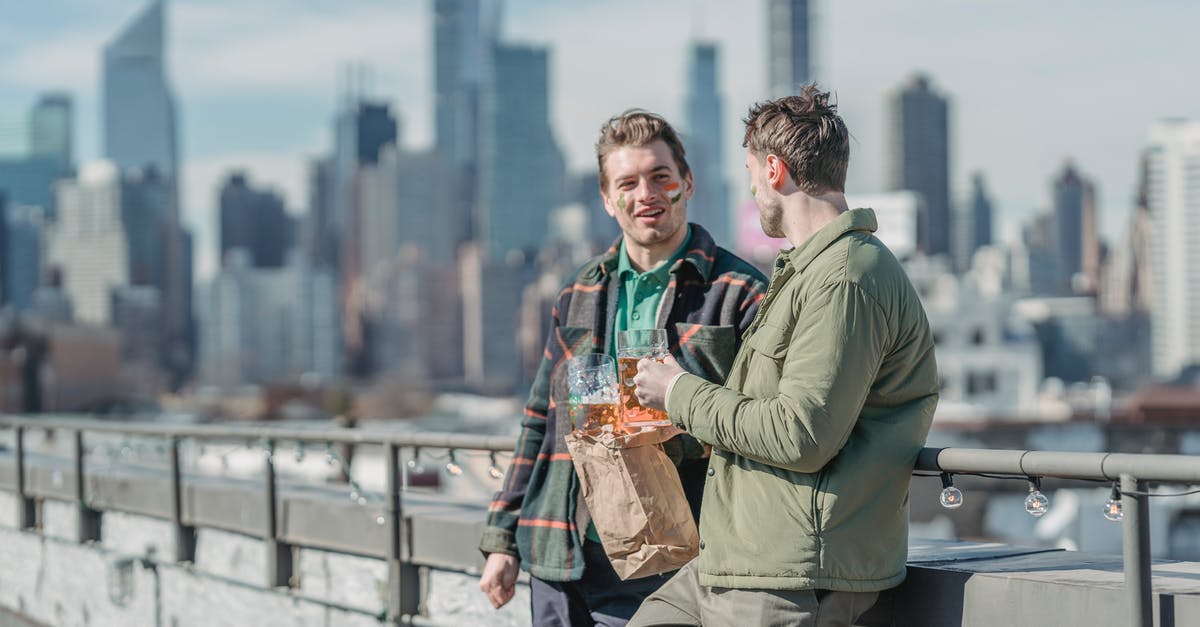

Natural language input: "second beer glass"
[566,353,621,431]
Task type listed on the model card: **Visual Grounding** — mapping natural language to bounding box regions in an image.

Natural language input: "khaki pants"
[628,559,880,627]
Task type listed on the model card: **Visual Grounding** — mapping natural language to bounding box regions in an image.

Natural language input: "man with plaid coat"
[479,110,768,626]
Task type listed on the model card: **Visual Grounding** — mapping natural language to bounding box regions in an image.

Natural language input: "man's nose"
[633,178,659,202]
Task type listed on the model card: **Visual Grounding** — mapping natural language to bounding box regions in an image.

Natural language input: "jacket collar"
[784,208,878,274]
[596,222,719,282]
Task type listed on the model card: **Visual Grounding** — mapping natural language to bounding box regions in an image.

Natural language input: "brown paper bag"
[564,427,700,580]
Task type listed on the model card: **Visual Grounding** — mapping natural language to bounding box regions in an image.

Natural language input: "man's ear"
[765,154,789,190]
[683,170,695,199]
[601,190,617,218]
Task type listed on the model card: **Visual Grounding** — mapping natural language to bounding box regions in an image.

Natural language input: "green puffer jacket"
[667,208,939,592]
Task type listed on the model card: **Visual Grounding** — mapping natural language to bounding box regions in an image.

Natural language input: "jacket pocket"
[745,322,790,360]
[673,323,737,383]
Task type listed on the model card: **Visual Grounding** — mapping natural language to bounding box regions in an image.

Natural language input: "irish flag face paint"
[664,180,683,206]
[616,193,627,211]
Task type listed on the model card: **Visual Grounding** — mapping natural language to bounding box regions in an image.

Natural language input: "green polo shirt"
[586,226,692,543]
[609,225,693,357]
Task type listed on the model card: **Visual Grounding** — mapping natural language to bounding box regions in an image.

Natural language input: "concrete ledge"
[880,539,1200,626]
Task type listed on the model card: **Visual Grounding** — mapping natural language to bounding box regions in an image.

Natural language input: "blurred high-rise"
[478,43,565,261]
[685,42,731,245]
[434,0,496,243]
[328,96,398,376]
[0,93,71,219]
[888,74,951,259]
[1052,162,1099,294]
[103,0,176,176]
[30,93,72,173]
[767,0,812,98]
[103,0,193,386]
[958,172,994,269]
[1147,120,1200,379]
[219,172,294,269]
[466,42,565,391]
[48,161,129,325]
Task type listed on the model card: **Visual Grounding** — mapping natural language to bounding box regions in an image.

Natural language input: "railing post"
[73,430,102,542]
[14,425,36,529]
[386,443,419,623]
[169,436,197,562]
[1121,473,1153,627]
[263,439,293,587]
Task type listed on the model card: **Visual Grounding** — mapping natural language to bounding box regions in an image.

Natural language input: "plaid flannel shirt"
[480,223,768,582]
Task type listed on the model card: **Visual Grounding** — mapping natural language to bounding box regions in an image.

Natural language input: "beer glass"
[617,329,672,428]
[566,353,621,431]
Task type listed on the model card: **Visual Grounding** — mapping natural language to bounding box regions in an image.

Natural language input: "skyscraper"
[479,43,564,260]
[888,74,951,259]
[1147,120,1200,378]
[103,0,176,176]
[329,97,398,376]
[434,0,494,170]
[30,93,72,172]
[962,172,993,267]
[219,172,294,269]
[104,0,192,385]
[48,161,130,325]
[685,42,731,245]
[1052,161,1098,294]
[767,0,811,98]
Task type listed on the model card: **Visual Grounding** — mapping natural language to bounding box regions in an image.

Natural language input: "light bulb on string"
[938,472,963,509]
[445,450,463,477]
[1103,483,1123,522]
[1024,477,1049,517]
[407,448,425,474]
[325,443,339,467]
[487,452,504,480]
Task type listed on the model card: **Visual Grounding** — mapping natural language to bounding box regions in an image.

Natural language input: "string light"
[445,450,463,477]
[294,442,306,463]
[1103,483,1123,522]
[1024,477,1050,517]
[407,448,426,474]
[939,472,963,509]
[324,443,339,467]
[487,452,504,480]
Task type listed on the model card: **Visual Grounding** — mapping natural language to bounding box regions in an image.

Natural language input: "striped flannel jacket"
[479,223,769,582]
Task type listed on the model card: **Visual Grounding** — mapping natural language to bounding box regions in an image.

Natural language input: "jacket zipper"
[811,468,826,568]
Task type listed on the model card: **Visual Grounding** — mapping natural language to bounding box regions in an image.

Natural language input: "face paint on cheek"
[617,194,627,211]
[664,181,683,206]
[751,184,757,196]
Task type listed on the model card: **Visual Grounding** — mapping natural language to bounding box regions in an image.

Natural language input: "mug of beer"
[566,353,620,431]
[617,329,672,428]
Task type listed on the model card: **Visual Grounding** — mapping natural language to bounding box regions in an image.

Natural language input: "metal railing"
[0,415,516,626]
[915,447,1200,627]
[2,415,1198,627]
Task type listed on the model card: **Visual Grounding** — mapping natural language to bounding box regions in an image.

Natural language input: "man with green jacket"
[628,84,939,626]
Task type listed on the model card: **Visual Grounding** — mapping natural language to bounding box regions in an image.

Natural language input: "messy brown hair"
[742,84,849,194]
[596,110,690,187]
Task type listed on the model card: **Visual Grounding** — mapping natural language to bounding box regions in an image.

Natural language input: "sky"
[1,0,1197,280]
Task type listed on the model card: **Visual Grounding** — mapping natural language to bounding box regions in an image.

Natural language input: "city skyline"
[1,0,1198,281]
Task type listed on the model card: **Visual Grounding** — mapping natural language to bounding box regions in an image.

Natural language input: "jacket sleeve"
[478,295,563,556]
[668,280,889,473]
[665,269,768,463]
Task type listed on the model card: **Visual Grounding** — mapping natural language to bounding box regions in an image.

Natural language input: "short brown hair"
[596,110,690,187]
[742,84,849,194]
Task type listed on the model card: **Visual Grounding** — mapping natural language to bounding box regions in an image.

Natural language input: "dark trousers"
[531,540,673,627]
